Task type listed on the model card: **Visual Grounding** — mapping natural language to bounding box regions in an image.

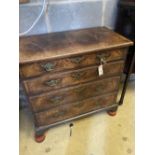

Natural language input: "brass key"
[69,123,74,137]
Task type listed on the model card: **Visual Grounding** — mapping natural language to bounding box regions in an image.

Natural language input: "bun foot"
[35,134,46,143]
[107,110,117,116]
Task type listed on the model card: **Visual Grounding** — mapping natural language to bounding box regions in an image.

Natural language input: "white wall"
[19,0,119,36]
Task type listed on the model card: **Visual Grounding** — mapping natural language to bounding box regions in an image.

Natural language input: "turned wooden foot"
[35,133,46,143]
[107,107,118,116]
[107,110,117,116]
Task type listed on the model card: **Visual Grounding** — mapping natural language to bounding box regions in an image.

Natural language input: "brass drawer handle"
[70,56,85,64]
[41,62,56,72]
[45,79,61,87]
[49,96,63,104]
[96,52,110,63]
[71,71,86,80]
[52,110,67,118]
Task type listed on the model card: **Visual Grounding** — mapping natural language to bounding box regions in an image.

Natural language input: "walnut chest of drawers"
[19,27,133,142]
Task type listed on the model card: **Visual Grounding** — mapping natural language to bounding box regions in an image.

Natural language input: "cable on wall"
[19,0,46,36]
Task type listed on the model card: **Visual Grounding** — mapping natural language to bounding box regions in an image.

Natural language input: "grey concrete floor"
[20,81,135,155]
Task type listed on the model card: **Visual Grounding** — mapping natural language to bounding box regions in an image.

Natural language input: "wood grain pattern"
[20,48,127,78]
[23,61,123,95]
[30,76,120,112]
[19,27,133,64]
[35,92,118,127]
[19,27,133,136]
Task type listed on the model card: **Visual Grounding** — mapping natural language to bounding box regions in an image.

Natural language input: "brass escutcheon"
[49,96,63,104]
[70,56,85,64]
[41,62,56,71]
[53,110,67,118]
[71,71,86,80]
[96,52,110,63]
[45,79,61,87]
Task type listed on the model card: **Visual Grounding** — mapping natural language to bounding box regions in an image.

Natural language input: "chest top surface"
[20,27,133,64]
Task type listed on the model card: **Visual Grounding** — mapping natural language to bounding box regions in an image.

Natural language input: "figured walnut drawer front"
[34,93,117,127]
[20,48,127,78]
[30,76,120,112]
[24,61,124,95]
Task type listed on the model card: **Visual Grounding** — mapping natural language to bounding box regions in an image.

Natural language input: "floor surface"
[20,81,135,155]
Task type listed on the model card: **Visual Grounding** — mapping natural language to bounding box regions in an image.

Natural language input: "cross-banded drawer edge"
[29,76,120,112]
[20,48,128,79]
[34,92,118,127]
[23,61,124,96]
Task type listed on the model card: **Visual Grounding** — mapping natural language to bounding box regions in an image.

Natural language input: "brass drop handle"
[45,79,61,87]
[41,62,56,72]
[71,71,86,80]
[70,56,85,64]
[96,52,110,63]
[49,96,63,104]
[52,110,67,118]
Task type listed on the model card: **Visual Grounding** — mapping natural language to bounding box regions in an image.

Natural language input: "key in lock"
[98,58,106,76]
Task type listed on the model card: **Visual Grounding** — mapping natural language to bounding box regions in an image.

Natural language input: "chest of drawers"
[20,27,133,142]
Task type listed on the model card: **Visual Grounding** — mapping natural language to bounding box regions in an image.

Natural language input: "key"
[98,57,106,76]
[69,123,74,137]
[101,58,107,64]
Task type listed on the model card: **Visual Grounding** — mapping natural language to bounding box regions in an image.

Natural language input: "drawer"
[30,76,120,112]
[24,61,124,95]
[34,92,117,127]
[20,48,127,78]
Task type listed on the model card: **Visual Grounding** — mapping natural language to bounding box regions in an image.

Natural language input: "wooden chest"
[19,27,133,142]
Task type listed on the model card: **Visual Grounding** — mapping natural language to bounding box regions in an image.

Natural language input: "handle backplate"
[45,79,61,87]
[49,96,63,104]
[70,56,85,64]
[71,71,86,80]
[41,62,56,72]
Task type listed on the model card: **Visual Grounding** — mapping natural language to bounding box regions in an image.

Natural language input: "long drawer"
[34,92,117,127]
[30,76,120,112]
[24,61,124,95]
[20,48,127,78]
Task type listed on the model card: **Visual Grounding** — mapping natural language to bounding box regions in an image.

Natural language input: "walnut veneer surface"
[20,27,133,136]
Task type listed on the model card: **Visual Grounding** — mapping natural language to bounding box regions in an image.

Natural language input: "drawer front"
[35,93,117,127]
[24,61,124,95]
[20,48,127,78]
[30,77,120,112]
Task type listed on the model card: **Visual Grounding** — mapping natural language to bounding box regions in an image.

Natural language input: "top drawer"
[20,48,127,78]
